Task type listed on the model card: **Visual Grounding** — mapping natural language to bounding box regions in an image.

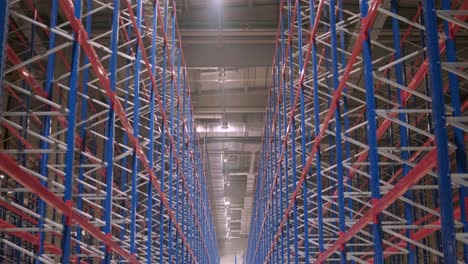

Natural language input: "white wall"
[218,238,247,264]
[220,253,245,264]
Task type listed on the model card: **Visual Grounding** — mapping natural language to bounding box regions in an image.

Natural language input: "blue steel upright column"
[422,0,457,262]
[147,0,158,262]
[0,0,8,111]
[62,1,82,262]
[361,0,383,262]
[37,0,57,261]
[329,0,347,261]
[297,0,309,261]
[103,0,119,262]
[390,1,415,263]
[130,0,143,256]
[443,0,468,261]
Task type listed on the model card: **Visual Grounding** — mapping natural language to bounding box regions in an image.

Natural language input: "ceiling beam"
[182,44,275,67]
[194,106,266,114]
[202,136,262,143]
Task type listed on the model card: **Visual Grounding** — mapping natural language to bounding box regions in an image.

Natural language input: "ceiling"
[174,0,278,257]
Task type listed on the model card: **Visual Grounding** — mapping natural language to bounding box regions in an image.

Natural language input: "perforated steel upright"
[0,1,219,263]
[247,0,468,263]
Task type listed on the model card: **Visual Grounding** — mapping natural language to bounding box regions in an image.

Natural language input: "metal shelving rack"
[0,0,219,263]
[247,0,468,263]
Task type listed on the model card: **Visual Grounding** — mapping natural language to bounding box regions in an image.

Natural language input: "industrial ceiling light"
[218,67,226,82]
[221,119,229,129]
[224,198,230,206]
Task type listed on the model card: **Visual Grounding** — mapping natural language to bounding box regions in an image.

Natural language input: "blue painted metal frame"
[390,1,416,262]
[310,0,324,255]
[276,45,285,264]
[130,0,143,255]
[329,1,347,261]
[286,0,299,261]
[442,0,468,260]
[422,0,457,262]
[119,23,133,262]
[76,1,93,260]
[168,8,177,262]
[103,0,119,262]
[360,0,383,262]
[159,0,169,259]
[0,0,7,100]
[297,1,309,262]
[175,40,182,264]
[37,0,57,261]
[61,1,82,262]
[280,3,291,261]
[146,0,159,262]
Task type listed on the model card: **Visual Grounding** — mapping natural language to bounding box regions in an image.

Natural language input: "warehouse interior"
[0,0,467,263]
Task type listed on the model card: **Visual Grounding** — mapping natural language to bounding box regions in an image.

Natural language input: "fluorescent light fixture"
[221,119,229,129]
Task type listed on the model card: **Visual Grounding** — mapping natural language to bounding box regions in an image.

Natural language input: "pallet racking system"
[247,0,468,263]
[0,0,219,263]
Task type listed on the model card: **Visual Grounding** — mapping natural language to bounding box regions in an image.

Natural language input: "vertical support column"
[266,96,273,263]
[276,51,285,263]
[390,1,415,263]
[61,1,82,262]
[297,0,309,261]
[0,0,7,113]
[329,0,346,262]
[280,2,291,261]
[159,0,169,259]
[286,0,299,261]
[360,0,383,262]
[310,0,324,254]
[37,0,57,261]
[103,0,119,262]
[130,0,143,256]
[76,0,93,260]
[119,26,132,261]
[175,45,181,264]
[273,101,279,264]
[422,0,457,262]
[442,0,468,261]
[337,3,353,258]
[146,0,158,262]
[264,100,269,263]
[167,6,177,263]
[181,71,187,264]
